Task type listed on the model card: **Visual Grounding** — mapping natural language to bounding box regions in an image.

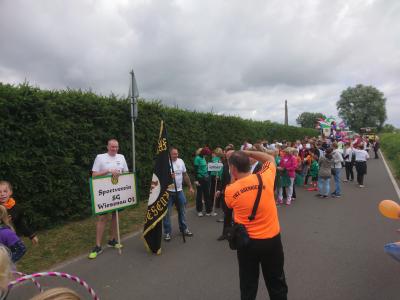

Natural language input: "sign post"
[207,162,223,214]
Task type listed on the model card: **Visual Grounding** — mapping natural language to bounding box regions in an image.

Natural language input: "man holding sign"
[89,139,129,259]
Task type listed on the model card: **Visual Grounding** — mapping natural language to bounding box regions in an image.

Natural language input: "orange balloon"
[379,200,400,219]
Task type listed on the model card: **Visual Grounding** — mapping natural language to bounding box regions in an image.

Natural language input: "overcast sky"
[1,0,399,127]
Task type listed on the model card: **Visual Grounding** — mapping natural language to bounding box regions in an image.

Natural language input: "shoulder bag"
[226,174,263,250]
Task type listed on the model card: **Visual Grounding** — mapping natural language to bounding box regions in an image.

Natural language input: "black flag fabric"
[143,120,173,254]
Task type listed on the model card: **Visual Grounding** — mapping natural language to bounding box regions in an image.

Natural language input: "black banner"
[143,120,172,254]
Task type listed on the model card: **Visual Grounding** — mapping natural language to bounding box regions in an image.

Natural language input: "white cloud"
[0,0,399,127]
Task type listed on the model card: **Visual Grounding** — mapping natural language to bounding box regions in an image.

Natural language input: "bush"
[380,133,400,178]
[0,83,317,229]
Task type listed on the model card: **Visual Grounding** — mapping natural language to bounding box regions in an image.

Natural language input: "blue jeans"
[333,168,342,195]
[163,191,188,235]
[318,177,330,196]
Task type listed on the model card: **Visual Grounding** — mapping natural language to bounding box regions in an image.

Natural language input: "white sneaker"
[197,212,204,217]
[205,213,211,216]
[164,233,171,241]
[211,212,218,216]
[359,185,365,188]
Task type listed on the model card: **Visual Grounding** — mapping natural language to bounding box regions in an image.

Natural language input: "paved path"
[9,157,400,299]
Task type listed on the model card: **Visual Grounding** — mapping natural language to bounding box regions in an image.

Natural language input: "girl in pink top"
[277,148,298,205]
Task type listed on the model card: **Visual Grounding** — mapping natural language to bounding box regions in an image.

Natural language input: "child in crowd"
[277,148,298,205]
[0,205,26,263]
[306,154,319,191]
[30,287,81,300]
[0,181,39,245]
[0,245,12,292]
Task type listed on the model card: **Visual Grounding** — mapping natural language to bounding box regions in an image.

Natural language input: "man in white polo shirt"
[163,147,194,241]
[89,139,129,259]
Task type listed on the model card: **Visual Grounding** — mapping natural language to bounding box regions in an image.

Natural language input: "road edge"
[379,149,400,201]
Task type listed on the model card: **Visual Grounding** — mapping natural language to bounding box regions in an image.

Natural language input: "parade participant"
[194,147,212,216]
[225,150,288,300]
[0,181,38,245]
[89,139,129,259]
[354,144,369,188]
[373,137,380,159]
[306,154,319,192]
[216,146,234,241]
[331,143,344,197]
[209,147,224,215]
[343,142,354,182]
[240,140,253,151]
[317,148,333,198]
[163,147,194,241]
[0,205,26,263]
[277,148,297,205]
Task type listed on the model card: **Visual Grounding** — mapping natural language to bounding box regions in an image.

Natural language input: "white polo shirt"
[168,158,186,192]
[354,149,369,162]
[92,153,129,174]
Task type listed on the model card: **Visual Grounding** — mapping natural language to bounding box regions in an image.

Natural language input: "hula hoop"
[12,271,43,292]
[8,272,99,300]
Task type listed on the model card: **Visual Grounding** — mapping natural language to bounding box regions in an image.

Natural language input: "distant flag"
[143,120,173,254]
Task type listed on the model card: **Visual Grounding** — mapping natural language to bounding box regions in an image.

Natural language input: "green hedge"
[380,133,400,179]
[0,83,317,229]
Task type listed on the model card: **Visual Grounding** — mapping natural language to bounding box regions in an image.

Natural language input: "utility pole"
[284,100,288,126]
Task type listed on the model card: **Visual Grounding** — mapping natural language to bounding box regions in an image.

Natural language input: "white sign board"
[90,173,137,215]
[207,162,223,172]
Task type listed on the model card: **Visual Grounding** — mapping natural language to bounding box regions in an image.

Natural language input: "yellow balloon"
[379,200,400,219]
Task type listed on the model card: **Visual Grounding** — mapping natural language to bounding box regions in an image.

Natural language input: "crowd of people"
[0,133,378,300]
[175,134,376,300]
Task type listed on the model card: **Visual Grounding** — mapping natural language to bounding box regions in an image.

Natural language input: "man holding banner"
[89,139,129,259]
[162,147,194,241]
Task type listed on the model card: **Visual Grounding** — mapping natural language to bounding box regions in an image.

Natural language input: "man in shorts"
[88,139,129,259]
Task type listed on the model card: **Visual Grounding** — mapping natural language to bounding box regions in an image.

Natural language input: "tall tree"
[337,84,387,131]
[296,112,324,128]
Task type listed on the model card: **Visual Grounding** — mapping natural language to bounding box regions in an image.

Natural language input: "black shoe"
[217,235,226,241]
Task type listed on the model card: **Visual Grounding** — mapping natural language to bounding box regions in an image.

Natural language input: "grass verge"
[17,191,194,274]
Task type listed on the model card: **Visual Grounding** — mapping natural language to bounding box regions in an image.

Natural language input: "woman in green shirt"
[194,147,212,216]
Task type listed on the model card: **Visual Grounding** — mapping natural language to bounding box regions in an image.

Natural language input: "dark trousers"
[374,149,379,159]
[196,177,211,213]
[237,234,288,300]
[221,197,233,236]
[355,161,367,185]
[345,161,354,181]
[209,176,221,209]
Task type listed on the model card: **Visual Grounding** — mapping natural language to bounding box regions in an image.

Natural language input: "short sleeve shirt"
[194,155,208,178]
[167,158,186,192]
[92,153,129,174]
[225,162,280,239]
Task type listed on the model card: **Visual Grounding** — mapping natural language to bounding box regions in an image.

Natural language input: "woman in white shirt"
[343,142,354,182]
[354,144,369,187]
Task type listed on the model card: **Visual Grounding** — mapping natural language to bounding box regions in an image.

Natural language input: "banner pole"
[212,176,218,214]
[116,210,122,255]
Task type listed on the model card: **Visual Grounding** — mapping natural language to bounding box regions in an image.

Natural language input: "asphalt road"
[9,157,400,299]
